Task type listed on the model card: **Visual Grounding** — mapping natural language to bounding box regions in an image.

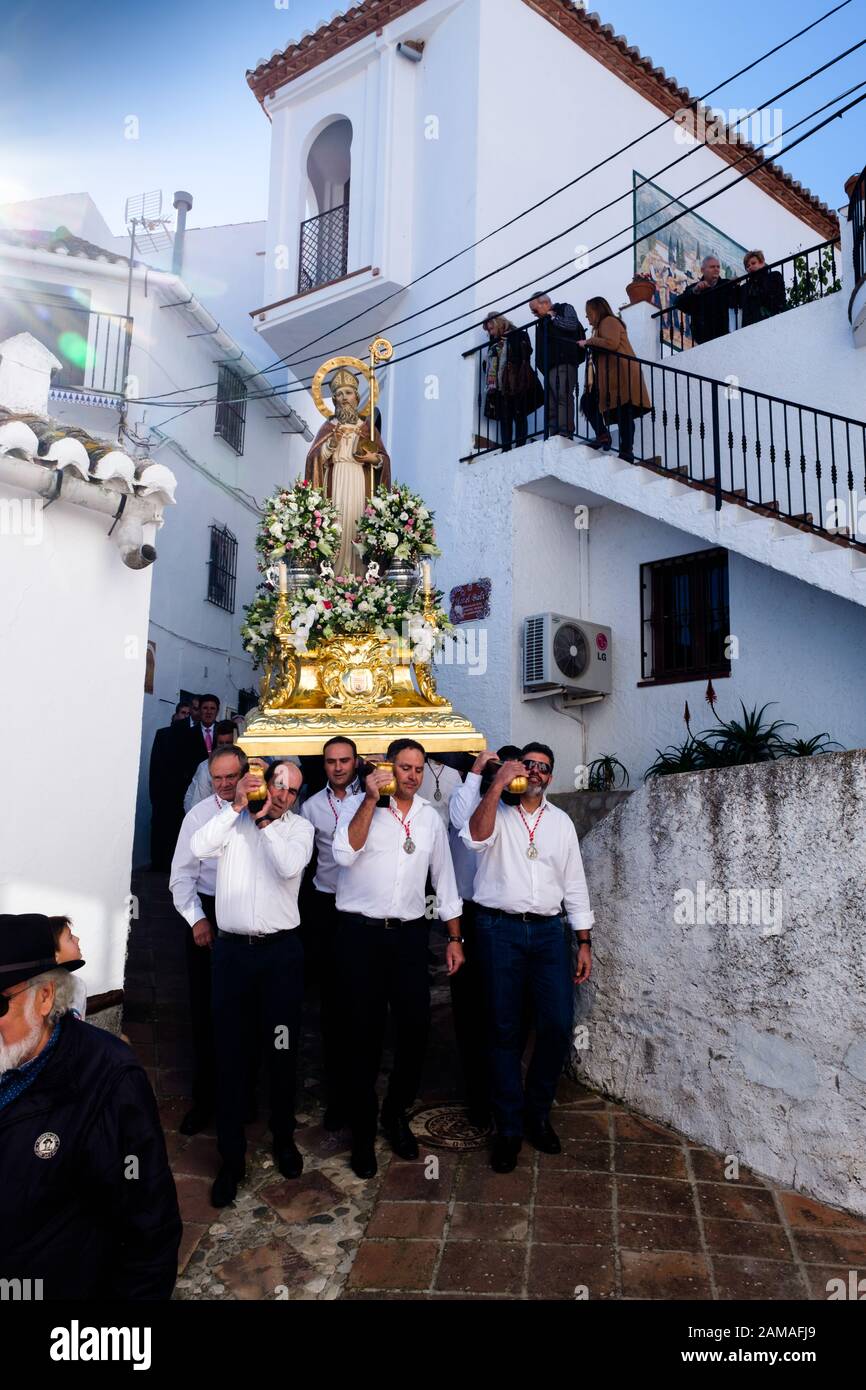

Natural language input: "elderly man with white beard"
[0,913,181,1299]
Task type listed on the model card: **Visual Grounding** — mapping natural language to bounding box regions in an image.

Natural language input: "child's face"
[56,923,82,962]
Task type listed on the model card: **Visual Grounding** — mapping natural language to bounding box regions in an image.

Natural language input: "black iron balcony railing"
[850,164,866,291]
[462,326,866,551]
[653,239,841,355]
[0,298,132,398]
[297,204,350,294]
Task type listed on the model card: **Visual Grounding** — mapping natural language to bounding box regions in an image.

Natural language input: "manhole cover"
[410,1103,492,1151]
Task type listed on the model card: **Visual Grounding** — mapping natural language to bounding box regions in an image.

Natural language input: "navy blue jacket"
[0,1014,181,1300]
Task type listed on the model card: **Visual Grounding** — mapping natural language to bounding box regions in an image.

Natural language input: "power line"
[124,0,850,406]
[129,77,860,411]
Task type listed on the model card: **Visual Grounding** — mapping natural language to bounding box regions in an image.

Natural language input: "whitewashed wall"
[0,483,154,999]
[575,751,866,1216]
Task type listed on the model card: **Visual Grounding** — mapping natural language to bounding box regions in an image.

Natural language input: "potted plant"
[355,482,442,590]
[626,271,656,305]
[255,479,342,589]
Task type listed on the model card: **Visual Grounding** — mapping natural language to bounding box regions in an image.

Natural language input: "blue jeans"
[474,910,574,1136]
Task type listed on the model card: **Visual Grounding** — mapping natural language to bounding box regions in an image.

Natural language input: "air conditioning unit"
[523,613,612,696]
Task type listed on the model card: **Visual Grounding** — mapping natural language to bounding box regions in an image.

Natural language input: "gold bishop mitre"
[329,366,359,394]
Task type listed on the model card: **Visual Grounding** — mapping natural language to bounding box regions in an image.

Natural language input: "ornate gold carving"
[319,636,393,709]
[414,660,449,706]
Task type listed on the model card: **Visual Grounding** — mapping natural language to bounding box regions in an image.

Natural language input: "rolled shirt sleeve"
[449,771,482,831]
[170,814,205,929]
[190,802,239,859]
[563,828,595,934]
[429,817,463,922]
[331,793,365,867]
[459,814,501,852]
[260,814,315,880]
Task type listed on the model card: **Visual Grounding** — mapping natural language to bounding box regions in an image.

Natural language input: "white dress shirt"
[333,793,462,922]
[170,794,228,927]
[190,804,314,935]
[301,778,361,893]
[461,795,594,933]
[183,760,214,814]
[448,771,484,901]
[420,760,462,826]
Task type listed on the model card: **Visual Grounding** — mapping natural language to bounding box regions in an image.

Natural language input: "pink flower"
[323,601,333,610]
[386,604,395,613]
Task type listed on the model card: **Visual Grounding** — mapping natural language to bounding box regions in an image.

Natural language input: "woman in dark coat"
[736,249,786,328]
[482,313,544,451]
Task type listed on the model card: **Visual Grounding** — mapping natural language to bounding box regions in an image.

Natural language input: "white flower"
[384,531,399,548]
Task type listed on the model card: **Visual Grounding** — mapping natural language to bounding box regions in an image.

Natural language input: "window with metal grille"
[207,524,237,613]
[640,548,730,683]
[214,364,246,454]
[298,203,350,293]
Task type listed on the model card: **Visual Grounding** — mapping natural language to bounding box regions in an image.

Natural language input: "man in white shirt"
[300,736,362,1131]
[420,755,462,826]
[333,738,465,1180]
[182,721,239,813]
[448,745,523,1129]
[169,742,246,1136]
[464,741,593,1173]
[190,758,314,1208]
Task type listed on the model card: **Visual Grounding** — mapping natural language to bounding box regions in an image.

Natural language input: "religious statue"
[305,355,391,577]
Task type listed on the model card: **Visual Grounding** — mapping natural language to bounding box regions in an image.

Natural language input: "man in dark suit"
[149,703,194,870]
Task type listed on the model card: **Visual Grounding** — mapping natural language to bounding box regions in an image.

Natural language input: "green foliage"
[586,756,630,790]
[644,700,842,779]
[785,247,841,309]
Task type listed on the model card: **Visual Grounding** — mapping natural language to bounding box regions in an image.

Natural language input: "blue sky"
[1,0,863,234]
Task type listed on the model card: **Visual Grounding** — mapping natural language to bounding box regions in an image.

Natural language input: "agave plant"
[700,701,794,765]
[644,735,715,780]
[778,732,843,757]
[587,756,630,791]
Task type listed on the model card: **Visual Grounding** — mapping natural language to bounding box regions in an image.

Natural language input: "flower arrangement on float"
[354,483,441,565]
[254,479,341,568]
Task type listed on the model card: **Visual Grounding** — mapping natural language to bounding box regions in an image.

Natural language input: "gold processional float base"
[238,633,485,758]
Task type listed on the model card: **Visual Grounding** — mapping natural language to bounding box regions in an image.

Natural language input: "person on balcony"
[735,250,786,328]
[578,298,651,463]
[481,314,543,452]
[672,255,733,344]
[528,292,586,438]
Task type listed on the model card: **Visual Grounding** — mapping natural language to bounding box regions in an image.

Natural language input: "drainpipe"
[0,455,163,569]
[172,191,193,278]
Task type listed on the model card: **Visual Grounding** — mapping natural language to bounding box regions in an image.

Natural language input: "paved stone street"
[125,871,866,1301]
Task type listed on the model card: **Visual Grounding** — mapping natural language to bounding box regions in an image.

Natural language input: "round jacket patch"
[34,1131,60,1160]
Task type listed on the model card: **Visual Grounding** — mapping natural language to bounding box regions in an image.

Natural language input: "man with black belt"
[191,758,314,1207]
[333,738,464,1179]
[300,736,362,1130]
[169,743,247,1136]
[464,742,593,1173]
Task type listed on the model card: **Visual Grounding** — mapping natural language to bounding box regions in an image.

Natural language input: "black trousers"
[304,889,350,1115]
[185,893,218,1112]
[335,913,430,1146]
[583,398,638,456]
[211,930,304,1173]
[448,901,490,1113]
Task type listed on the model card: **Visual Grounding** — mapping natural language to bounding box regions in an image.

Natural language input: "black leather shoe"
[322,1105,348,1132]
[350,1146,378,1180]
[179,1105,212,1136]
[275,1141,303,1179]
[211,1165,244,1208]
[526,1119,562,1154]
[382,1111,419,1161]
[490,1135,522,1173]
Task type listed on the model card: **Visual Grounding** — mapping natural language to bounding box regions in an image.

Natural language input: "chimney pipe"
[172,190,193,277]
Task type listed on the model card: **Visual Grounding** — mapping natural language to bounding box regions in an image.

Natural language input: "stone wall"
[574,750,866,1215]
[549,790,632,840]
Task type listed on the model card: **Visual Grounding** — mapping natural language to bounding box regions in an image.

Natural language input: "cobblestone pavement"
[125,871,866,1301]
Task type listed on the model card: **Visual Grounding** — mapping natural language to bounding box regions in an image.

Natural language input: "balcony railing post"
[710,381,723,512]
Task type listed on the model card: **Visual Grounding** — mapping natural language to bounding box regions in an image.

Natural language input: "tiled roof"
[0,407,176,504]
[246,0,838,240]
[0,226,132,265]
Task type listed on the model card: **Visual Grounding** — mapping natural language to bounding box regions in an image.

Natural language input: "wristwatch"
[447,935,465,944]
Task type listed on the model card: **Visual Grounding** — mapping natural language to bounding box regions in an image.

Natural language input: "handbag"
[579,356,598,420]
[484,388,502,422]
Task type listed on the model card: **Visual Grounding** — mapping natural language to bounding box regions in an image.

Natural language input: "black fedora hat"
[0,913,85,992]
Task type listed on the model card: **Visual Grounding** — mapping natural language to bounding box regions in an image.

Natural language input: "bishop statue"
[305,366,391,577]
